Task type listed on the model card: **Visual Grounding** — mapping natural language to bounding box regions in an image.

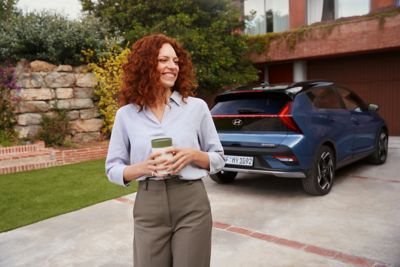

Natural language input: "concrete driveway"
[1,138,399,267]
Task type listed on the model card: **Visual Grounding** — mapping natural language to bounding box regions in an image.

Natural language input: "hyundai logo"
[232,119,243,126]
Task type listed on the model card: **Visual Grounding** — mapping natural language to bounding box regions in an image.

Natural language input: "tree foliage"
[0,0,19,21]
[0,11,112,65]
[80,0,258,95]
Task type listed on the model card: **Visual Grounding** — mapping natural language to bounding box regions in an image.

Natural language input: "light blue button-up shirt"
[105,91,225,186]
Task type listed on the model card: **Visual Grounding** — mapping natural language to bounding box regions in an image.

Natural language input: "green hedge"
[0,12,112,65]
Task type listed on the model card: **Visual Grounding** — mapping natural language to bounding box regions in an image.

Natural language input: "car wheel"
[210,171,237,184]
[302,145,335,196]
[368,130,388,165]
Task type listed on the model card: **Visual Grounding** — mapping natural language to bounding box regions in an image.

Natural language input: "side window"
[305,87,342,109]
[337,87,367,112]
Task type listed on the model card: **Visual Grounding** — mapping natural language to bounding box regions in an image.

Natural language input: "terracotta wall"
[371,0,396,11]
[289,0,307,29]
[249,11,400,63]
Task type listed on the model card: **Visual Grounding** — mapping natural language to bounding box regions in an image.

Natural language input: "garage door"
[308,51,400,136]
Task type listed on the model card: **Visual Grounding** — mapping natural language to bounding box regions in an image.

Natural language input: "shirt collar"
[134,90,183,112]
[169,90,183,106]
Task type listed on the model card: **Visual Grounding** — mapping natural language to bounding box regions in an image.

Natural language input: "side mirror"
[368,103,379,112]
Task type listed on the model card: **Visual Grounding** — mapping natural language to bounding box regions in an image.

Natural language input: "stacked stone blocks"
[14,60,104,143]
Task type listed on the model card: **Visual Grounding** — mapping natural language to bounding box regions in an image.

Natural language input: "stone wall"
[14,60,104,143]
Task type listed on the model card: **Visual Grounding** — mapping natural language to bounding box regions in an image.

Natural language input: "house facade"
[241,0,400,135]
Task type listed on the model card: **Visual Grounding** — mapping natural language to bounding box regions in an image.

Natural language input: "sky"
[17,0,83,20]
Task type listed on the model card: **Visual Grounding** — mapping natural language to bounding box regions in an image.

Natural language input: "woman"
[105,34,225,267]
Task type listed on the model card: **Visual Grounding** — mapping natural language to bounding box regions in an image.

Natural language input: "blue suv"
[210,81,388,195]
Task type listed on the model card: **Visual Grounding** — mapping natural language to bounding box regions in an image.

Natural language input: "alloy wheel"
[378,132,388,162]
[317,151,334,190]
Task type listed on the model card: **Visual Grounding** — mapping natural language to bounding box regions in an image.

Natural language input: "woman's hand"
[145,150,173,176]
[166,147,210,174]
[123,151,171,182]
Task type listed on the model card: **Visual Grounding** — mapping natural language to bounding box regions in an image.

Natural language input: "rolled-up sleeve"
[105,109,130,186]
[198,101,225,174]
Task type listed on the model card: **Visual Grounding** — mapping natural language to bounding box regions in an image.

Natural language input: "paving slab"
[0,138,399,267]
[0,194,361,267]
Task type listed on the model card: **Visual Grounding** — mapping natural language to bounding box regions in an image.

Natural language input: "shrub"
[36,108,70,147]
[84,45,130,136]
[0,0,19,21]
[0,64,20,146]
[0,12,112,65]
[80,0,259,95]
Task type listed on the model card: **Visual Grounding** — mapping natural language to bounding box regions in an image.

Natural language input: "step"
[0,141,58,175]
[0,150,56,168]
[0,141,109,175]
[0,141,46,155]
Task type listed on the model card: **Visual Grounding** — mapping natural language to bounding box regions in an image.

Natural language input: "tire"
[368,130,388,165]
[302,145,335,196]
[210,171,237,184]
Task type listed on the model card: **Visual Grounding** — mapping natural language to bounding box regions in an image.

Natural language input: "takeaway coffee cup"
[151,137,173,175]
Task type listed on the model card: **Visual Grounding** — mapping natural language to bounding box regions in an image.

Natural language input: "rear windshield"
[211,92,290,115]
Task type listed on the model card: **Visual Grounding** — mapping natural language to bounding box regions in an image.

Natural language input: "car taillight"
[278,102,302,133]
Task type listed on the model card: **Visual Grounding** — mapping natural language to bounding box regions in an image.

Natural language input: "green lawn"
[0,159,137,233]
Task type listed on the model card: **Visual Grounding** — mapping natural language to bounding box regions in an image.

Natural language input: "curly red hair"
[119,34,197,109]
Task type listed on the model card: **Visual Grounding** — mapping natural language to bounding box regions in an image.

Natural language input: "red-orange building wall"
[289,0,307,29]
[288,0,396,30]
[371,0,396,11]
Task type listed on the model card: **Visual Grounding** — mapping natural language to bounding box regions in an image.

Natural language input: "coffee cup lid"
[151,137,172,148]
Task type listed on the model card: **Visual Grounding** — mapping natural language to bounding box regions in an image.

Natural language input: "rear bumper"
[222,167,306,178]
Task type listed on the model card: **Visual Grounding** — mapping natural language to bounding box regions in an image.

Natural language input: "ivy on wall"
[247,7,400,58]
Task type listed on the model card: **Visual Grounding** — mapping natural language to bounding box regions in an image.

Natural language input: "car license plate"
[225,155,254,166]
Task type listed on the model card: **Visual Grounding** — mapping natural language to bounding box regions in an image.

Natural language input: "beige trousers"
[133,177,212,267]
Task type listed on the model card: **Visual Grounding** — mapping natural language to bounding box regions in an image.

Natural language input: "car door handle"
[351,117,360,125]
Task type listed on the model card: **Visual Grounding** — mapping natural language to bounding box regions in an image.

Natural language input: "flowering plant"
[0,64,21,146]
[83,45,130,136]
